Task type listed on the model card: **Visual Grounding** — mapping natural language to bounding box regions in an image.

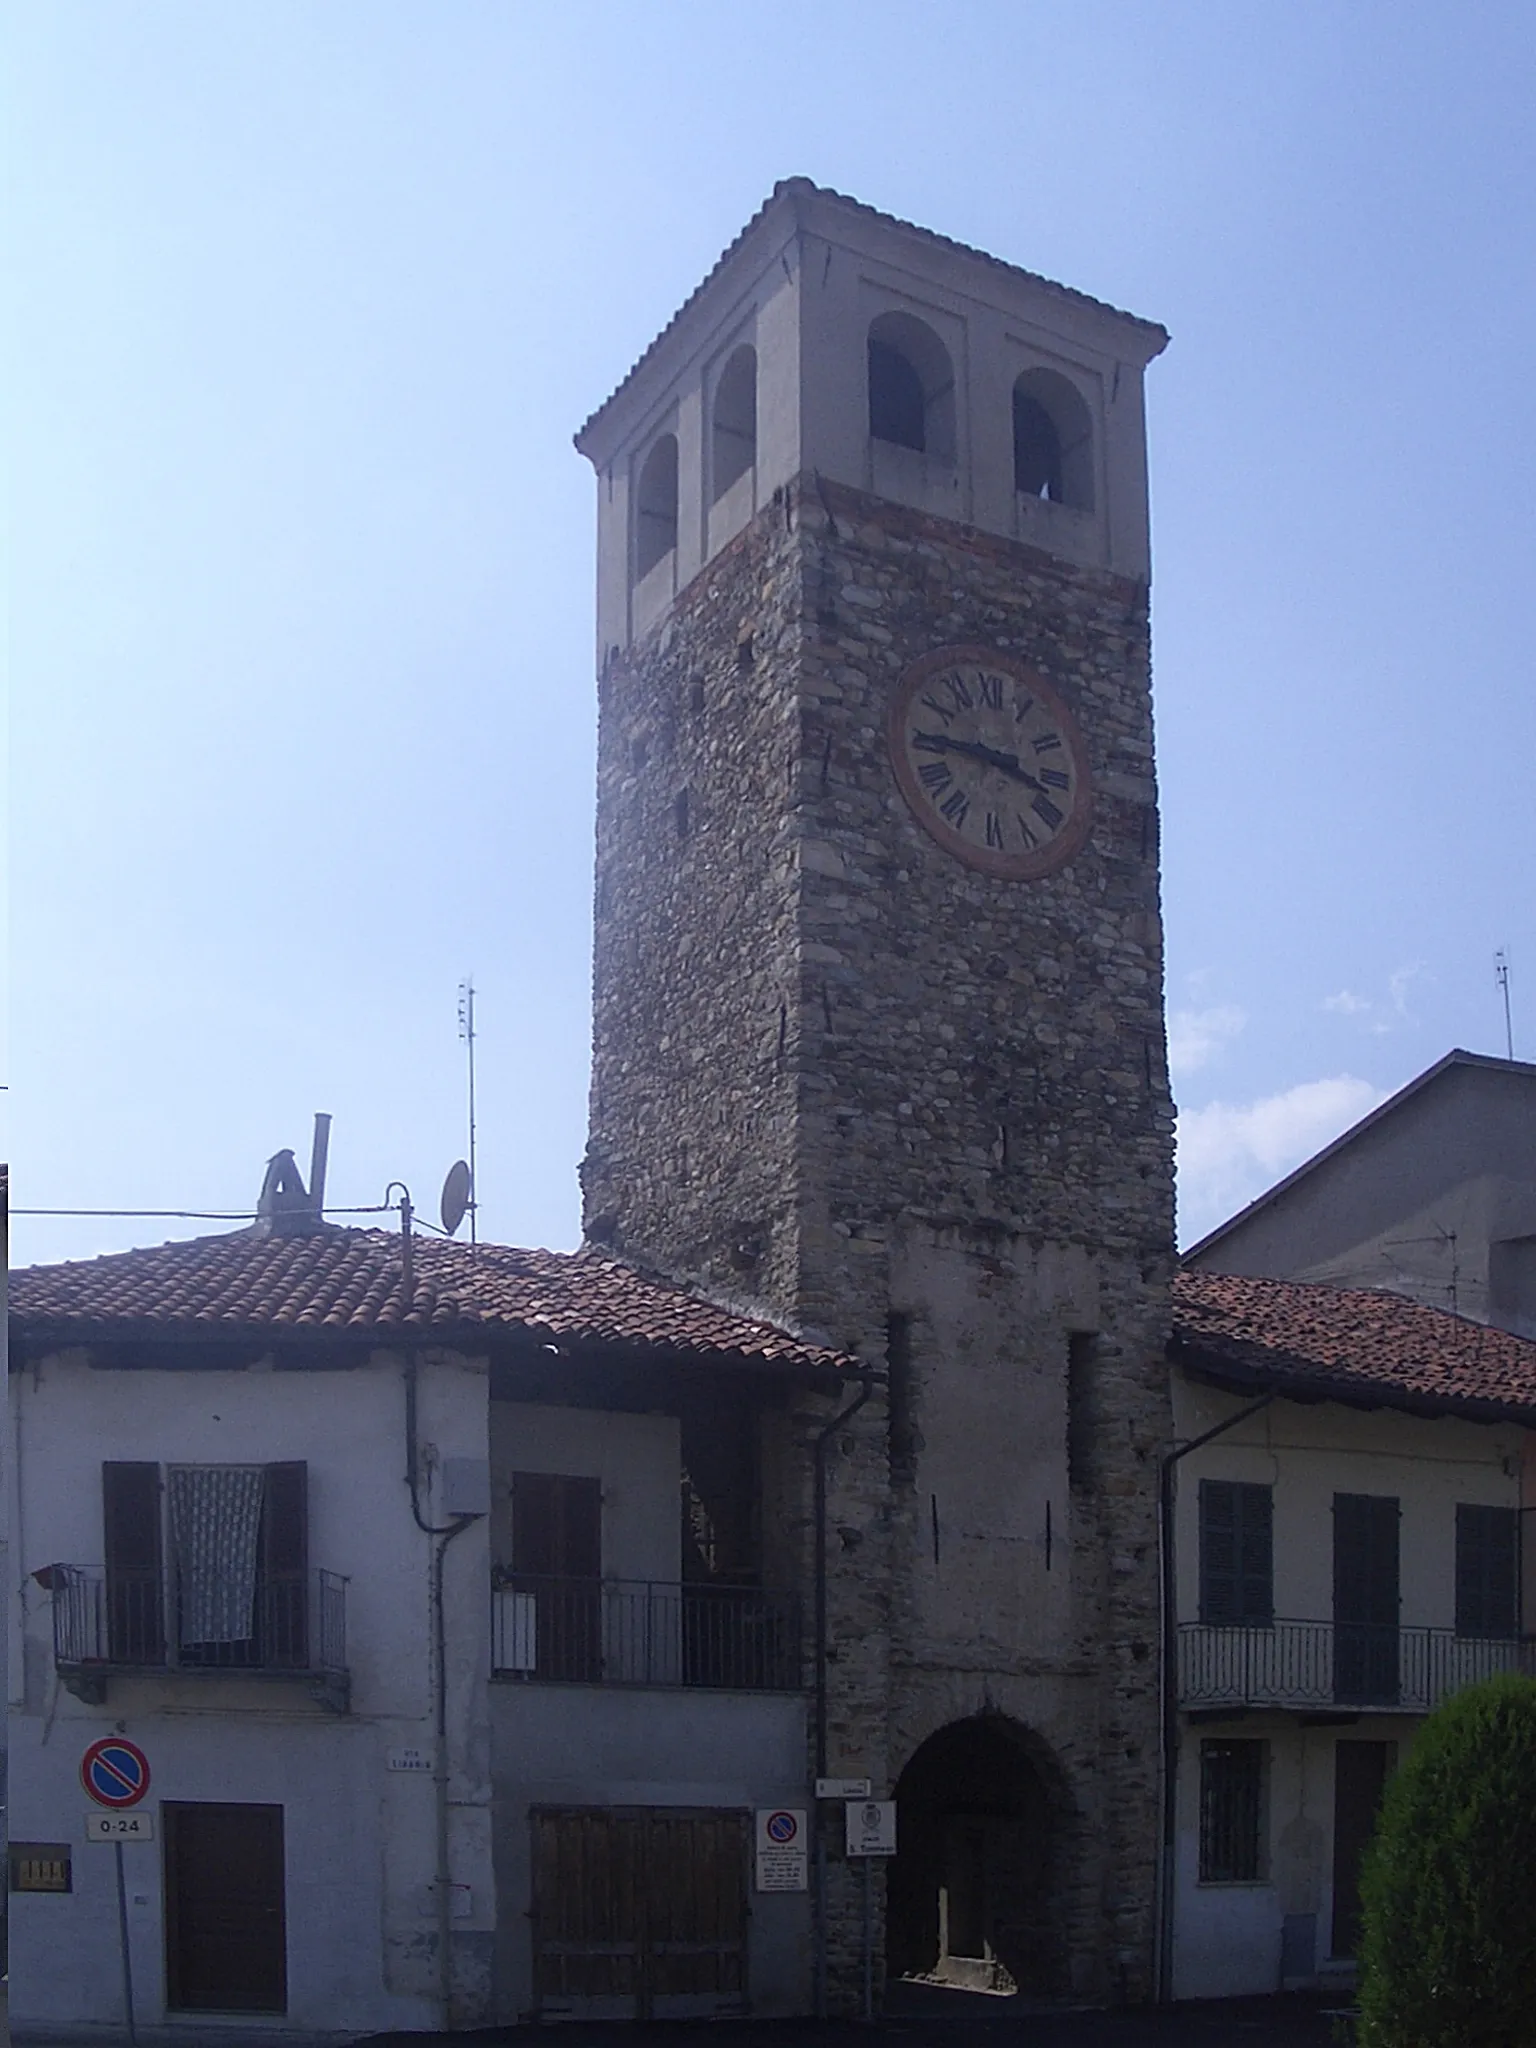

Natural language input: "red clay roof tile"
[1173,1269,1536,1423]
[10,1226,854,1376]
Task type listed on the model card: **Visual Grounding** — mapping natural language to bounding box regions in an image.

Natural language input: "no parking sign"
[81,1737,151,1809]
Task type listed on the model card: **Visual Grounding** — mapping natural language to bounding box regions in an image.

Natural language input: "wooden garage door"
[531,1807,748,2020]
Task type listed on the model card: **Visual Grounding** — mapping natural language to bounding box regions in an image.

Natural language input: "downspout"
[812,1372,877,2021]
[397,1184,477,2033]
[1155,1385,1276,2004]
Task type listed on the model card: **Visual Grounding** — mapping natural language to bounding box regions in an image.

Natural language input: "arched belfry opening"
[868,311,956,463]
[634,431,679,583]
[1012,369,1094,511]
[887,1715,1073,1998]
[711,345,756,501]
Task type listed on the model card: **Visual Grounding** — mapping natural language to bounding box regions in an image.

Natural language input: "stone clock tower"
[577,181,1175,2005]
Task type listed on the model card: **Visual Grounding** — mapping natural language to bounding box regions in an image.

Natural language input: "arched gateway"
[887,1716,1073,1997]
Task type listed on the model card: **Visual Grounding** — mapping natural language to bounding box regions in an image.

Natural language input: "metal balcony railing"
[52,1566,349,1710]
[492,1576,802,1692]
[1178,1619,1536,1714]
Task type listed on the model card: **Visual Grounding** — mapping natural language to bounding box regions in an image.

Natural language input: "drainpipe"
[1155,1387,1275,2005]
[405,1350,476,2030]
[812,1372,878,2021]
[397,1186,478,2033]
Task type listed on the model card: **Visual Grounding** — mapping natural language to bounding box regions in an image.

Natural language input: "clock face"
[889,647,1093,879]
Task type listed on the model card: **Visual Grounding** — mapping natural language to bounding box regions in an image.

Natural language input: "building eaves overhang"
[1170,1335,1536,1431]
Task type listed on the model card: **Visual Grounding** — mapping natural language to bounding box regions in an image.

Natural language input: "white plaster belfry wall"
[577,180,1166,656]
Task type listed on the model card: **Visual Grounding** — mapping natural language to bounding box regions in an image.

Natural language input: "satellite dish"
[440,1160,473,1238]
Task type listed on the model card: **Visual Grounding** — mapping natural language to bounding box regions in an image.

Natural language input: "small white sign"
[388,1746,434,1773]
[86,1811,155,1843]
[815,1776,871,1800]
[845,1799,897,1858]
[754,1807,808,1893]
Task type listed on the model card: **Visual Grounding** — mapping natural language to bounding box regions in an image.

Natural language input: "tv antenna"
[1495,949,1513,1060]
[456,977,479,1246]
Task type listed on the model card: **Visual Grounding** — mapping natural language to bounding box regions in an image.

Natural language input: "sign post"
[81,1738,151,2047]
[844,1800,897,2020]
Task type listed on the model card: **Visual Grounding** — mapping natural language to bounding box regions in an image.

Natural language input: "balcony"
[1178,1619,1536,1716]
[51,1566,350,1713]
[492,1576,801,1692]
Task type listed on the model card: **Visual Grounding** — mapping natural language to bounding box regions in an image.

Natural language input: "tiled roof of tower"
[1173,1270,1536,1424]
[575,177,1167,445]
[9,1226,855,1375]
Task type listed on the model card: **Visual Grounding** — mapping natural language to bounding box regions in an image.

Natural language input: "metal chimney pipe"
[309,1113,332,1217]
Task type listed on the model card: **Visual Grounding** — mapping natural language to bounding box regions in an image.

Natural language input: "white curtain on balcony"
[169,1465,265,1644]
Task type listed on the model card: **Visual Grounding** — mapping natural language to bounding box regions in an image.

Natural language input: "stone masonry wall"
[584,475,1175,2006]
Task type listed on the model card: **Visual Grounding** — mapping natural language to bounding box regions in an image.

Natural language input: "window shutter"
[261,1462,308,1667]
[1200,1480,1273,1626]
[103,1462,164,1661]
[1456,1504,1517,1640]
[512,1472,601,1579]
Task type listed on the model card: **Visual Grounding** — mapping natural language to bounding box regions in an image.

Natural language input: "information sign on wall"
[845,1799,897,1857]
[753,1808,808,1892]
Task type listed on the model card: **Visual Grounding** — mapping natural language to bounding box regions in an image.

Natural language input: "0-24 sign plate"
[85,1810,155,1843]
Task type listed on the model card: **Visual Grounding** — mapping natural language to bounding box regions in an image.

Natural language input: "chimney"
[255,1114,333,1236]
[309,1113,332,1217]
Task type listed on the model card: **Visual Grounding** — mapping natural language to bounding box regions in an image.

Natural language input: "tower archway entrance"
[887,1716,1070,1997]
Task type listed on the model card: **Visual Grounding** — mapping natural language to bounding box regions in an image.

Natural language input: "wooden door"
[531,1807,748,2019]
[1334,1494,1400,1705]
[1331,1742,1392,1958]
[164,1802,286,2013]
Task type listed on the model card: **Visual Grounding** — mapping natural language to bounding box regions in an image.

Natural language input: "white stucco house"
[7,1172,857,2043]
[1163,1268,1536,1999]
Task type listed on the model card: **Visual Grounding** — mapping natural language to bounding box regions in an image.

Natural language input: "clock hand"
[912,732,1047,791]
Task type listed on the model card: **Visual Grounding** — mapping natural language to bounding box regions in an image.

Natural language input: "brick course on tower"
[577,180,1176,2006]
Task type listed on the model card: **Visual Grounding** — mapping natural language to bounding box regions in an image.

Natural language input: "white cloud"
[1177,1075,1390,1248]
[1319,964,1431,1035]
[1167,1003,1246,1079]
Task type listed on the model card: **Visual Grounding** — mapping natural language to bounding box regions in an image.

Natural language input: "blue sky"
[12,2,1535,1268]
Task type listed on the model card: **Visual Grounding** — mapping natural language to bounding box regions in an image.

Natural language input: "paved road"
[11,1992,1351,2048]
[350,1993,1348,2048]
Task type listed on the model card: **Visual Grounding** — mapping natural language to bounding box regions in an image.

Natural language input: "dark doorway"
[1331,1741,1393,1959]
[531,1806,749,2020]
[1334,1494,1400,1705]
[163,1802,286,2013]
[887,1717,1068,1997]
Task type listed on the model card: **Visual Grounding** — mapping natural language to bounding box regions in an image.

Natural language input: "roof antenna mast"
[1495,948,1514,1061]
[457,977,479,1246]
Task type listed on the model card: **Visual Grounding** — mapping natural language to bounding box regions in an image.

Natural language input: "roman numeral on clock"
[1016,814,1038,849]
[918,761,951,792]
[1032,792,1064,830]
[1040,767,1070,791]
[945,674,974,713]
[919,692,956,726]
[1033,731,1064,754]
[985,811,1005,849]
[939,788,970,827]
[978,672,1004,710]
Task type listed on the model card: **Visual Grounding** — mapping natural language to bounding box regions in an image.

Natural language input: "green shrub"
[1357,1672,1536,2047]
